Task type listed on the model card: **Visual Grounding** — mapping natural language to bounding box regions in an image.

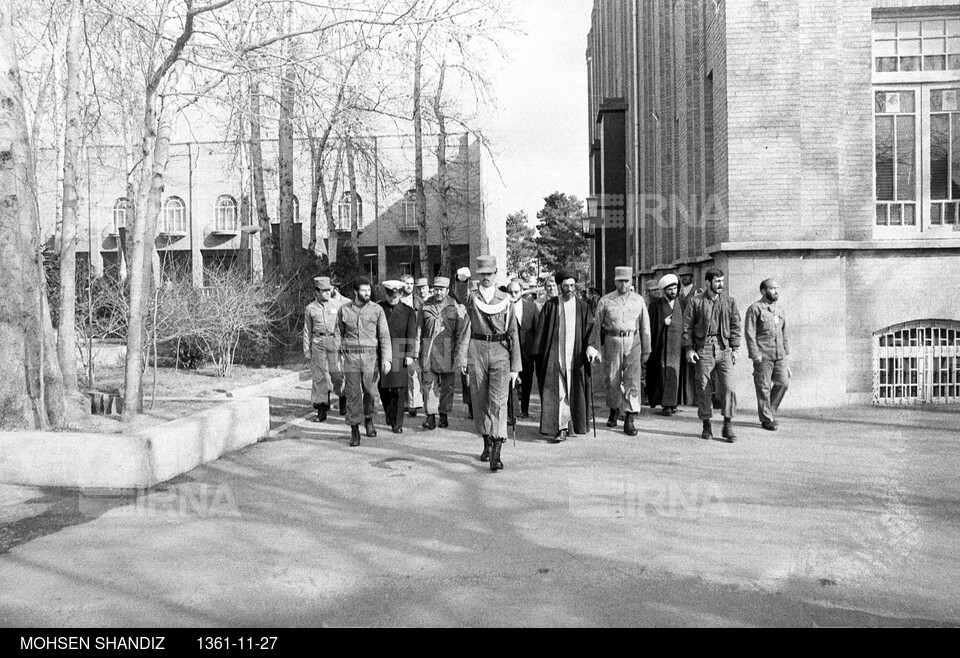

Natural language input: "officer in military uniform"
[379,280,418,434]
[458,256,522,472]
[416,276,469,430]
[336,277,392,447]
[745,279,790,431]
[303,276,346,422]
[595,266,652,436]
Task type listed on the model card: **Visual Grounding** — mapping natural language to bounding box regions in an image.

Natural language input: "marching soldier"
[416,277,469,430]
[303,276,346,422]
[595,266,651,437]
[458,256,522,472]
[336,277,392,447]
[379,280,418,434]
[745,279,790,431]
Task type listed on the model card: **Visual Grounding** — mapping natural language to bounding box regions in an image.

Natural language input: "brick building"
[587,0,960,407]
[38,133,504,289]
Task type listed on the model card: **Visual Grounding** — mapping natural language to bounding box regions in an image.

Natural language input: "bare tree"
[56,0,82,396]
[0,1,67,429]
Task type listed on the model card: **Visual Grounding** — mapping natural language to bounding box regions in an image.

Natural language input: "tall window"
[873,15,960,233]
[112,197,128,233]
[337,191,362,231]
[401,189,418,230]
[214,195,238,232]
[274,195,301,224]
[160,196,187,234]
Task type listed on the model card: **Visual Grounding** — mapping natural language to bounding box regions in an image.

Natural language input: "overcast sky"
[481,0,592,224]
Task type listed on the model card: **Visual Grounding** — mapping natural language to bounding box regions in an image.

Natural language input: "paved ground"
[1,379,959,627]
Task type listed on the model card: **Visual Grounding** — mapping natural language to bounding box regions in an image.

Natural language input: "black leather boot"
[607,408,619,428]
[721,418,736,443]
[480,435,491,462]
[467,403,473,420]
[438,413,449,428]
[339,396,347,415]
[422,414,437,430]
[350,425,361,447]
[624,413,638,437]
[364,417,377,438]
[489,438,504,472]
[701,420,713,441]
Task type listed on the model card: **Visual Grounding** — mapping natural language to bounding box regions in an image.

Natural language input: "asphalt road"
[1,381,959,627]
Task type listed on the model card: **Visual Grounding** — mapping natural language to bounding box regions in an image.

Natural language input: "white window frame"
[214,195,238,232]
[337,191,361,232]
[112,197,128,234]
[873,14,960,237]
[161,196,187,234]
[401,190,418,231]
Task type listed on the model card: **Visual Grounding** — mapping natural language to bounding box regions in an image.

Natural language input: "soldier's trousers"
[469,341,511,439]
[342,350,379,427]
[695,342,736,421]
[310,340,343,406]
[422,370,456,415]
[379,386,408,429]
[406,362,424,410]
[753,358,789,424]
[603,336,642,413]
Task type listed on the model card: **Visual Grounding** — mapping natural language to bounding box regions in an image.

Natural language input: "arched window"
[112,197,128,233]
[214,195,238,232]
[874,320,960,404]
[337,191,362,231]
[401,188,418,231]
[274,195,301,224]
[160,196,187,234]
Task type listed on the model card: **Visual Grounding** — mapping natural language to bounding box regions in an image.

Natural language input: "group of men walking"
[303,255,791,473]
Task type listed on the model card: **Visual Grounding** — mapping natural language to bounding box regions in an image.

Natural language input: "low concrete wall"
[0,397,270,489]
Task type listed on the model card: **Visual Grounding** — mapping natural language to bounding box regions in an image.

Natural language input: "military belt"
[342,346,378,354]
[608,330,636,338]
[472,332,508,342]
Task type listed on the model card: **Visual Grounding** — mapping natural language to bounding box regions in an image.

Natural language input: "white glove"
[586,346,600,363]
[457,267,471,282]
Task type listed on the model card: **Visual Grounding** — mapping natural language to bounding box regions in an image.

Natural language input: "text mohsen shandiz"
[20,637,165,650]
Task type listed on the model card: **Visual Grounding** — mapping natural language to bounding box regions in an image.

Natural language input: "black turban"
[554,270,578,285]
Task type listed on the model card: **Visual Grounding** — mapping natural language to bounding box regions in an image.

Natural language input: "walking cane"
[588,360,597,438]
[510,378,517,446]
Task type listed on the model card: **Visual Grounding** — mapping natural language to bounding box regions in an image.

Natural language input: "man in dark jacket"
[416,277,469,430]
[681,268,741,443]
[378,281,418,434]
[505,278,540,420]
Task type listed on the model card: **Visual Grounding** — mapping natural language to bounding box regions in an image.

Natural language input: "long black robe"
[533,296,599,436]
[647,297,685,408]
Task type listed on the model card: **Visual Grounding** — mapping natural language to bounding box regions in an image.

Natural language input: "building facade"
[588,0,960,407]
[38,133,504,288]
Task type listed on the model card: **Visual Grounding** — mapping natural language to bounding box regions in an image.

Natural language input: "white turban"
[659,274,679,290]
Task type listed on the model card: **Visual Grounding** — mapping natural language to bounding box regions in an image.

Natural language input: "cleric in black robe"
[647,273,685,415]
[533,270,601,442]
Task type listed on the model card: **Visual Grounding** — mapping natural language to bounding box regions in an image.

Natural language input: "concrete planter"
[0,397,270,489]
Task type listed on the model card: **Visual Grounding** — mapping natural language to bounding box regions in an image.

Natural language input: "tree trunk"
[0,4,67,429]
[123,66,181,422]
[248,80,276,280]
[277,37,296,277]
[307,129,321,260]
[57,0,82,395]
[433,62,451,279]
[319,147,341,265]
[346,134,360,255]
[413,36,431,279]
